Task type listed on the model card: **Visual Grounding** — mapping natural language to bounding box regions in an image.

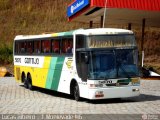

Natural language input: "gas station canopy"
[67,0,160,27]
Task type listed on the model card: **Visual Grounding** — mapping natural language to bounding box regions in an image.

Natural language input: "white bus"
[14,28,140,101]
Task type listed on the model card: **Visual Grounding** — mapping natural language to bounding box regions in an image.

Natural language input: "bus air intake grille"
[106,79,130,87]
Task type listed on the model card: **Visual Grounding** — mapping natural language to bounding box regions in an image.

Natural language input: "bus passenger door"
[76,52,89,98]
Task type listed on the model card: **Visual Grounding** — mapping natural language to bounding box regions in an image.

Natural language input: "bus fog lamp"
[132,88,139,92]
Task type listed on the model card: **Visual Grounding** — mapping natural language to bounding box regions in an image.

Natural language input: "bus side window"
[66,39,73,54]
[26,41,33,54]
[76,35,86,49]
[42,40,51,53]
[52,39,60,54]
[15,42,20,54]
[20,42,25,53]
[16,41,26,54]
[61,38,73,54]
[34,40,41,54]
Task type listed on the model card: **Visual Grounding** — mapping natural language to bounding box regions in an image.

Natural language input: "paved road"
[0,77,160,119]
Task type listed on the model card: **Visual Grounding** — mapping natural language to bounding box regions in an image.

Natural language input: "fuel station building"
[67,0,160,75]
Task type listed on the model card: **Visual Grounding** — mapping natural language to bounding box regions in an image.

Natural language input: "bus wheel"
[22,73,28,89]
[27,76,33,90]
[74,83,80,101]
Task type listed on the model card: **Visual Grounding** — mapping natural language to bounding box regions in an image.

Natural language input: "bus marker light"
[132,78,140,85]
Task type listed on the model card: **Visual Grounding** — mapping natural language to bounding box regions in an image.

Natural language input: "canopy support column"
[141,18,146,67]
[89,21,93,28]
[100,16,103,28]
[128,23,132,30]
[141,19,145,51]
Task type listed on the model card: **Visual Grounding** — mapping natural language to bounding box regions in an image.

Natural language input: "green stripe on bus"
[117,78,131,83]
[51,57,65,91]
[45,57,58,89]
[58,31,74,36]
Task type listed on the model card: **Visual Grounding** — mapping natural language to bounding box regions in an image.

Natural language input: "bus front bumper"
[88,86,140,100]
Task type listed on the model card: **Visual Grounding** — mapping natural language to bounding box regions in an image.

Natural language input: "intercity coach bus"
[14,28,140,101]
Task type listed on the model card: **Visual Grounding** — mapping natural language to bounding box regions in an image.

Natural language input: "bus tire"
[74,82,80,101]
[21,72,26,83]
[24,78,28,89]
[27,74,33,90]
[22,73,28,89]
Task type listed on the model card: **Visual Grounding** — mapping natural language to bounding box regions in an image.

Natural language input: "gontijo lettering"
[24,58,39,64]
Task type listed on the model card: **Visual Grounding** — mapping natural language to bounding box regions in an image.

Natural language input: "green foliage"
[0,43,13,64]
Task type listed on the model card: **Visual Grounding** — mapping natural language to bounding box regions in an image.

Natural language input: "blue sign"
[67,0,90,17]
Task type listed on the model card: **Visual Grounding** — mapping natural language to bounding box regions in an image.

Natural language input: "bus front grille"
[106,79,130,87]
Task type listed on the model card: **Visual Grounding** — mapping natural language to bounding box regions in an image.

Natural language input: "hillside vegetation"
[0,0,87,43]
[0,0,160,74]
[0,0,88,64]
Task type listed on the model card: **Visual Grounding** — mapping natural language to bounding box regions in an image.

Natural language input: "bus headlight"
[132,78,140,85]
[132,88,139,92]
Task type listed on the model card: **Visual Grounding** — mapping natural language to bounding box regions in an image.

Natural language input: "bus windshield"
[87,34,136,48]
[88,49,139,80]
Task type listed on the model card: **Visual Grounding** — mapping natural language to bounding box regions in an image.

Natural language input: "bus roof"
[14,30,76,40]
[14,28,133,40]
[75,28,133,35]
